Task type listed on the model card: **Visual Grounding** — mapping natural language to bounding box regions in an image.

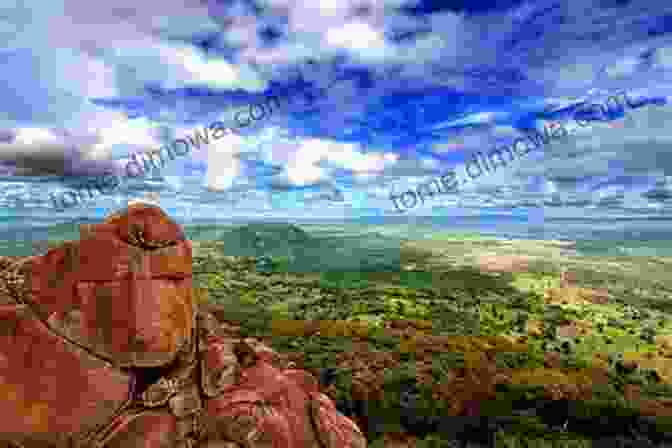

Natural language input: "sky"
[1,0,672,223]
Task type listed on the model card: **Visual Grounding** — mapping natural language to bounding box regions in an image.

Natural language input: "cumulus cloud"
[2,0,672,221]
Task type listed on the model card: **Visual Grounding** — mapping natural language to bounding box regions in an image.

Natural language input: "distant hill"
[205,222,401,272]
[212,222,312,257]
[0,219,87,256]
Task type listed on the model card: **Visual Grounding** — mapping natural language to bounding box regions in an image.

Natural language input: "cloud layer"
[2,0,672,221]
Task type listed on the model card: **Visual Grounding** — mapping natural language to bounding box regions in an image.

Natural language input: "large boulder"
[0,204,192,445]
[20,203,194,368]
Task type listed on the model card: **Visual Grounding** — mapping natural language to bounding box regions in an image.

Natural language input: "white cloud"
[205,131,244,191]
[326,22,385,51]
[12,128,60,146]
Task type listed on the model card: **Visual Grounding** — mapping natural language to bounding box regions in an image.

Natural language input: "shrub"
[640,326,657,344]
[495,351,545,369]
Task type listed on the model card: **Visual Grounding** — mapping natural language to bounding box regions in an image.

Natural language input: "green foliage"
[415,431,592,448]
[640,380,672,399]
[368,438,387,448]
[415,435,461,447]
[317,271,376,289]
[191,234,672,446]
[431,351,465,380]
[495,350,545,369]
[567,398,638,420]
[509,292,545,313]
[559,355,591,370]
[589,382,623,402]
[640,326,657,343]
[383,296,430,319]
[381,361,417,393]
[379,361,447,417]
[365,328,402,350]
[510,273,559,296]
[493,431,593,448]
[278,334,350,370]
[545,305,581,325]
[495,383,548,406]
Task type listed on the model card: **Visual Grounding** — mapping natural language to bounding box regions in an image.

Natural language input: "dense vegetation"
[192,233,672,447]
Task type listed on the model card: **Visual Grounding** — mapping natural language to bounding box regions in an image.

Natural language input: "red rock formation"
[0,204,366,448]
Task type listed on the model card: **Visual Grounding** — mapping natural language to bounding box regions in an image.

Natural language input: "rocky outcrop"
[0,204,366,448]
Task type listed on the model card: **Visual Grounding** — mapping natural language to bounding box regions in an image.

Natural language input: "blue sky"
[1,0,672,222]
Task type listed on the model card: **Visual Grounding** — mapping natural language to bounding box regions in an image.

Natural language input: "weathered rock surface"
[0,204,366,448]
